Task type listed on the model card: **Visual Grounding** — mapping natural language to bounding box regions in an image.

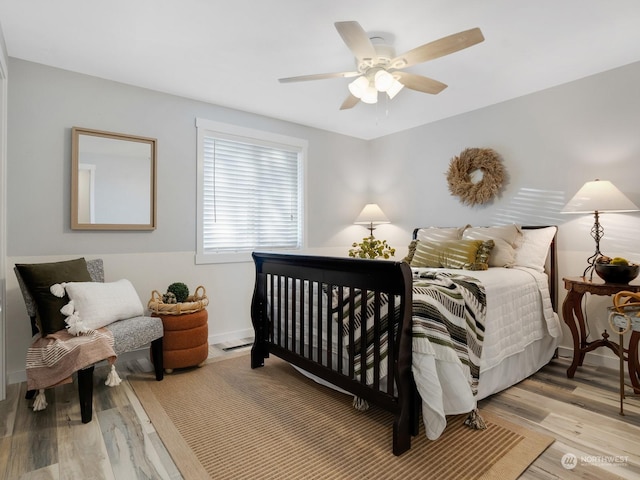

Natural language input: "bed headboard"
[411,225,558,312]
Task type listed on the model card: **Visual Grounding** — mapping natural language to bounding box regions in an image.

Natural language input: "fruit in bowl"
[595,256,639,284]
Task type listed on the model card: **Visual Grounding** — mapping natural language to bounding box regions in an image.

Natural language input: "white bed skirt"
[476,333,558,400]
[291,332,558,403]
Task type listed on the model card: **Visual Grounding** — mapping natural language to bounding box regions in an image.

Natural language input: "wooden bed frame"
[250,226,557,456]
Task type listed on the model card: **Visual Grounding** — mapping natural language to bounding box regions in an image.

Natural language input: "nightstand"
[562,276,640,394]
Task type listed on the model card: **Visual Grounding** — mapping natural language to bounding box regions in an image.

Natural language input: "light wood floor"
[1,345,638,479]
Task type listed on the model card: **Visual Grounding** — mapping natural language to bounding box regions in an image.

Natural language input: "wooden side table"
[562,276,640,393]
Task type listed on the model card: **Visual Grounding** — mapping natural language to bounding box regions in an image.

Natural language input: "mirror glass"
[71,127,157,230]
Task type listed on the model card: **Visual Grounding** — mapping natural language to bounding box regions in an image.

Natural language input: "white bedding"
[276,265,562,440]
[410,266,561,438]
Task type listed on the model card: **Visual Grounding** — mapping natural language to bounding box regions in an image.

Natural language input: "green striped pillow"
[410,239,486,270]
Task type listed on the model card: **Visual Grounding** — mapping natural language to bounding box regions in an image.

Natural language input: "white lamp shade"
[361,84,378,104]
[561,179,639,214]
[354,203,390,225]
[374,70,394,92]
[386,78,404,99]
[348,76,369,99]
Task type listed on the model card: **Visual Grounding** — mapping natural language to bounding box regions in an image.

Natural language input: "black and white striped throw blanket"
[343,270,487,437]
[411,271,486,396]
[344,271,486,390]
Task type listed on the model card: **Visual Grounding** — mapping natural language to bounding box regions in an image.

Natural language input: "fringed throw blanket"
[411,271,487,439]
[26,328,117,392]
[411,271,486,395]
[343,270,487,439]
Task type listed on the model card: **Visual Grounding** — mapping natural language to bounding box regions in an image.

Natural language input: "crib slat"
[372,291,381,390]
[336,285,344,374]
[359,289,367,385]
[387,294,396,396]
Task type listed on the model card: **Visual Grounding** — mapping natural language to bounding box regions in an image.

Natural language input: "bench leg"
[77,366,94,423]
[151,338,164,381]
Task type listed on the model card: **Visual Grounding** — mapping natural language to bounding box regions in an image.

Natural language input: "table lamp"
[561,179,639,279]
[354,203,390,238]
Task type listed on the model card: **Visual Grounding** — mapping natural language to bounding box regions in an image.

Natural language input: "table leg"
[628,331,640,394]
[562,289,586,378]
[619,330,625,415]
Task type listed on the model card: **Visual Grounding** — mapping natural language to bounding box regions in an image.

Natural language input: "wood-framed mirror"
[71,127,157,230]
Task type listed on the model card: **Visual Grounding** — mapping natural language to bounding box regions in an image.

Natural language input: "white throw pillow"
[462,224,523,267]
[514,226,557,272]
[416,225,469,243]
[64,279,144,331]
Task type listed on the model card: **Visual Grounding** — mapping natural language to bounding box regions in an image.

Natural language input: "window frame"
[195,118,307,264]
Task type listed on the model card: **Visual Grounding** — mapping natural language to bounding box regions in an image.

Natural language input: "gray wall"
[7,58,368,256]
[367,61,640,369]
[5,57,640,381]
[370,61,640,245]
[5,58,368,381]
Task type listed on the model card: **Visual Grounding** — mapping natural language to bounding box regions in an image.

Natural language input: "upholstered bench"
[15,258,164,423]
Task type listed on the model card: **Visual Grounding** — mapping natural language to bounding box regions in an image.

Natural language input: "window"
[196,118,306,264]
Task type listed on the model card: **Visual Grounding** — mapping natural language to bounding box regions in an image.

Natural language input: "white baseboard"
[8,370,26,385]
[208,327,254,345]
[556,346,621,371]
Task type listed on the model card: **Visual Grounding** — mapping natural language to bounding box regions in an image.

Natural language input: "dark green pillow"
[16,258,92,336]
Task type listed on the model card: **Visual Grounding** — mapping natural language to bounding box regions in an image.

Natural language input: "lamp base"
[583,211,604,281]
[583,263,596,281]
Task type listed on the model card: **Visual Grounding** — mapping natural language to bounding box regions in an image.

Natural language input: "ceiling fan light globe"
[374,70,394,92]
[361,85,378,104]
[386,79,404,99]
[348,76,369,99]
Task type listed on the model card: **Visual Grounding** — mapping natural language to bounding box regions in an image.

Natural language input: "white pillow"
[462,224,523,267]
[416,225,469,243]
[64,279,144,331]
[514,226,557,272]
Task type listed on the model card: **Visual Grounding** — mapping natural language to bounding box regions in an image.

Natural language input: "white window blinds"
[198,123,304,255]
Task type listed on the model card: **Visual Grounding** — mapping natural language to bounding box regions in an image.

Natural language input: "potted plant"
[349,236,396,259]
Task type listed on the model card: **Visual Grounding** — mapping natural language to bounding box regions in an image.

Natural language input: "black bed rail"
[250,252,415,455]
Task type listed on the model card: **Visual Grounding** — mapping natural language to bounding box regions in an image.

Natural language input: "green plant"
[167,282,189,303]
[348,236,396,259]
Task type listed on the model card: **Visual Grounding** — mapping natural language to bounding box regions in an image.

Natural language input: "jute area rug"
[130,354,553,480]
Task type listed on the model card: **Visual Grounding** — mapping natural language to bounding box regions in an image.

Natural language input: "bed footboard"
[250,252,415,455]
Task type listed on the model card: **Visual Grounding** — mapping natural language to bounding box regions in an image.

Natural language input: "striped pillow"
[410,239,485,269]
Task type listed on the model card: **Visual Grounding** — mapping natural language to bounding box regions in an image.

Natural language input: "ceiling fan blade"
[391,27,484,69]
[334,21,376,60]
[340,94,360,110]
[279,71,360,83]
[395,72,447,94]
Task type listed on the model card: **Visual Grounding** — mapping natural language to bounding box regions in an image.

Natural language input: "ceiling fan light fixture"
[361,84,378,104]
[279,22,484,110]
[373,69,394,92]
[348,76,369,99]
[386,79,404,99]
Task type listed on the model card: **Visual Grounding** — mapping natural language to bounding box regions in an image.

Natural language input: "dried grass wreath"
[446,147,505,206]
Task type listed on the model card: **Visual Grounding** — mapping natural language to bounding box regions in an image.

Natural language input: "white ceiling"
[2,0,640,140]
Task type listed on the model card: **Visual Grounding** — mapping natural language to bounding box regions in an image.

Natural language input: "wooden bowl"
[595,263,639,284]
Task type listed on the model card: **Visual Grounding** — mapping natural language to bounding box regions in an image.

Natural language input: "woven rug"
[130,354,553,480]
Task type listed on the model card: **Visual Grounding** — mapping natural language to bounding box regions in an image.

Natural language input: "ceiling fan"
[279,21,484,110]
